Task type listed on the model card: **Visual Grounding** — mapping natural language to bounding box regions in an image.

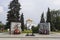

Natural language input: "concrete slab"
[0,32,60,40]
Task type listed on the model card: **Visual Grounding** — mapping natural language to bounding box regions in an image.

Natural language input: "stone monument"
[10,22,21,34]
[39,23,50,34]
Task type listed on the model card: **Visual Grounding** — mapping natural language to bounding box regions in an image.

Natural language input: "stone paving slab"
[0,32,60,38]
[0,32,60,40]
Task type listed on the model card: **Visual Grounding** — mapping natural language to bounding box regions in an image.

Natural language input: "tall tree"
[6,0,21,29]
[46,8,53,31]
[21,13,24,31]
[40,12,45,23]
[46,8,51,23]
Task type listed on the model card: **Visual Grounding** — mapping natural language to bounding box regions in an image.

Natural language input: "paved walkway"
[0,32,60,40]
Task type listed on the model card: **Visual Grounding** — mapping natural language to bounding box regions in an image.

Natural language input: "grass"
[22,29,32,33]
[0,30,8,33]
[0,29,32,33]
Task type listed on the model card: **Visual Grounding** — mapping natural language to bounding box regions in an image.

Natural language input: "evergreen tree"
[21,13,24,31]
[46,8,51,23]
[40,12,45,23]
[6,0,21,29]
[55,16,60,30]
[46,8,53,31]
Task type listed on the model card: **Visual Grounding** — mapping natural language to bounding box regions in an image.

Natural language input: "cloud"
[53,0,60,5]
[0,6,4,13]
[1,0,60,24]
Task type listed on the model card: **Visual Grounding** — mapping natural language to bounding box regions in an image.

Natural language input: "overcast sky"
[0,0,60,24]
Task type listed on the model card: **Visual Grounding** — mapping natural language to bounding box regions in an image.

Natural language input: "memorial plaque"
[39,23,50,34]
[11,22,21,34]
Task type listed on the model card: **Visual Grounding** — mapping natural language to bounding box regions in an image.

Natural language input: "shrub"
[32,26,39,33]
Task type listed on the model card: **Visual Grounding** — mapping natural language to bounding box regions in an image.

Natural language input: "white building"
[26,18,37,30]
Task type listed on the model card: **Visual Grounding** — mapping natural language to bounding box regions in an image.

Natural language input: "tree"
[0,22,4,29]
[40,12,45,23]
[55,16,60,30]
[46,8,51,23]
[46,8,54,31]
[50,10,55,31]
[6,0,21,29]
[21,13,24,31]
[49,10,60,31]
[46,8,51,31]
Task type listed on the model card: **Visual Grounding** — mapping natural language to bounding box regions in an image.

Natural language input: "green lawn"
[0,30,8,33]
[22,29,32,33]
[0,29,32,33]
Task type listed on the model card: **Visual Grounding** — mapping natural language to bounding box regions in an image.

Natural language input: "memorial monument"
[11,22,21,34]
[39,23,50,34]
[39,13,50,34]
